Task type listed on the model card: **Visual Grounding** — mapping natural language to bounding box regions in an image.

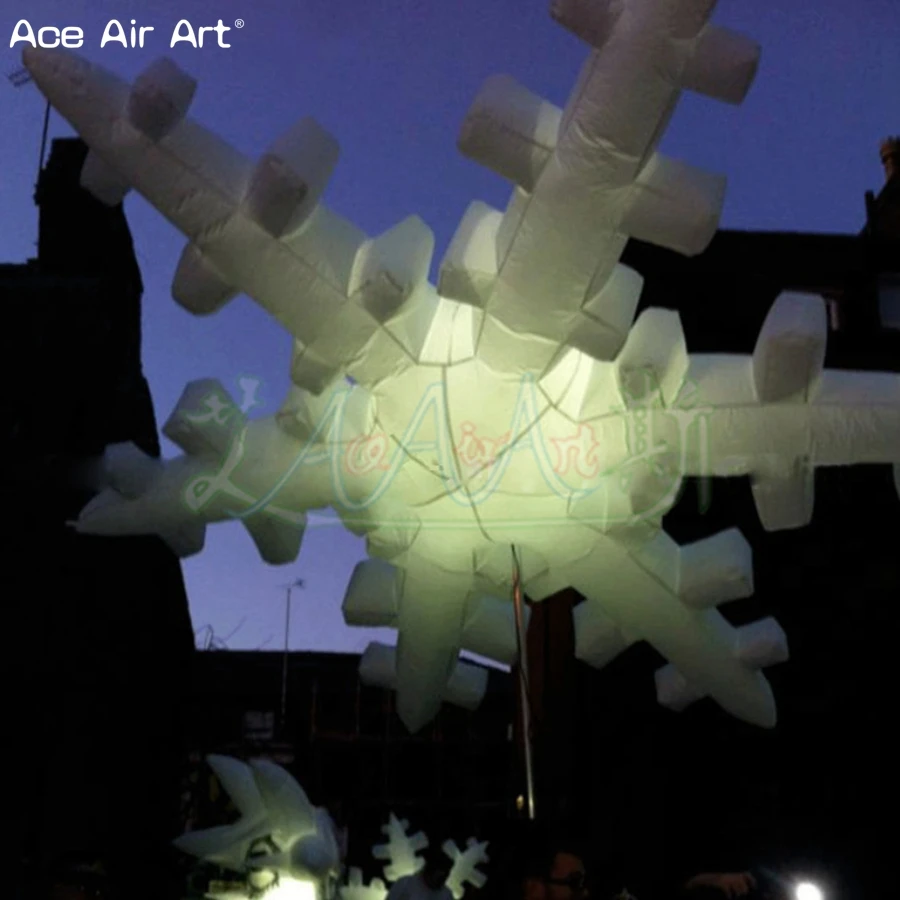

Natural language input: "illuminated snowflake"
[442,838,490,899]
[347,810,488,900]
[371,813,429,883]
[24,0,900,731]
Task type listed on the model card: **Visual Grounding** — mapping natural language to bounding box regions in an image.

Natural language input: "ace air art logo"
[9,18,244,49]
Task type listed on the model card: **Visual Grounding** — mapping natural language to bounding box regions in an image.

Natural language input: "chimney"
[34,137,91,271]
[33,137,142,290]
[864,138,900,243]
[880,136,900,183]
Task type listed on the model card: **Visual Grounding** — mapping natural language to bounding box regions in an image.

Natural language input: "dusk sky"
[3,0,897,654]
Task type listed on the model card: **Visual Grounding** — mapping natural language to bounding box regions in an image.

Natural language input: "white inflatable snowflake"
[353,812,489,900]
[372,813,428,883]
[442,838,491,900]
[24,0,900,731]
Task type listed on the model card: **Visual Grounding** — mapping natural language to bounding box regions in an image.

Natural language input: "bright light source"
[270,878,318,900]
[795,882,823,900]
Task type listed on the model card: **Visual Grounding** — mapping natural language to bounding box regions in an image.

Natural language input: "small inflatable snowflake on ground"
[372,813,429,882]
[364,814,489,899]
[442,838,491,899]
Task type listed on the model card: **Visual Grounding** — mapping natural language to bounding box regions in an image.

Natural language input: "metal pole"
[511,545,536,820]
[280,585,292,732]
[38,99,50,177]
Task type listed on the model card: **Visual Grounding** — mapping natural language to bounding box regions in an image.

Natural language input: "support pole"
[280,584,292,732]
[512,545,536,820]
[279,578,305,735]
[38,99,50,180]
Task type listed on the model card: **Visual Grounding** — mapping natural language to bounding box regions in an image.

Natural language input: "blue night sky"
[2,0,897,652]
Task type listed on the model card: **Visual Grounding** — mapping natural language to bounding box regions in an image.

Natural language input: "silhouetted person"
[503,825,588,900]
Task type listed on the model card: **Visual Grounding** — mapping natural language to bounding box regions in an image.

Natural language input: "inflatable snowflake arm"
[173,755,269,872]
[447,0,759,372]
[622,292,900,530]
[22,0,759,385]
[75,380,326,563]
[561,528,786,727]
[18,47,454,396]
[431,392,783,731]
[372,813,428,883]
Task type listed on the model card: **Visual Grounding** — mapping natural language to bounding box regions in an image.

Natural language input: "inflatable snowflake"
[178,756,487,900]
[24,0,900,731]
[362,813,488,900]
[371,813,429,883]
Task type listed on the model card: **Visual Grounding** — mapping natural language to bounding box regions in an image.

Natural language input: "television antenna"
[7,67,32,88]
[278,578,305,732]
[7,66,52,235]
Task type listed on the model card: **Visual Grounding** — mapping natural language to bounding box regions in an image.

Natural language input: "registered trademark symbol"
[234,18,245,28]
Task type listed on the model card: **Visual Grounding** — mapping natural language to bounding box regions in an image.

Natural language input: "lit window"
[243,710,275,742]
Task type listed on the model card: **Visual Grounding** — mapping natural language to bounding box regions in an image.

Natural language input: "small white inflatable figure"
[372,814,429,883]
[176,756,487,900]
[441,838,491,900]
[343,813,488,900]
[175,755,341,900]
[22,0,900,732]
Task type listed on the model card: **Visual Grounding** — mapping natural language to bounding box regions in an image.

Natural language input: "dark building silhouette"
[2,139,194,900]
